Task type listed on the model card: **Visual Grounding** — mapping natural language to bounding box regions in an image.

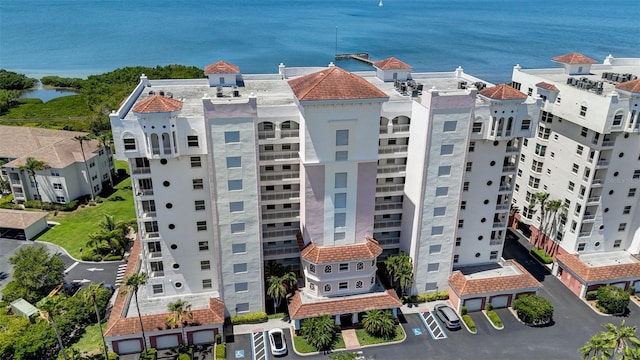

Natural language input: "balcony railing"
[143,232,160,239]
[596,159,609,167]
[493,221,506,228]
[591,178,604,185]
[263,247,300,257]
[587,196,601,204]
[14,192,25,198]
[258,130,276,139]
[259,151,298,161]
[377,165,407,174]
[583,214,596,221]
[131,167,151,174]
[378,145,409,154]
[601,140,615,147]
[148,251,162,259]
[262,210,300,220]
[373,220,402,229]
[502,165,516,173]
[137,189,154,196]
[10,179,21,185]
[377,237,400,245]
[280,130,299,138]
[260,171,299,181]
[262,228,299,239]
[261,191,299,201]
[150,270,164,277]
[506,146,519,153]
[376,184,405,193]
[490,239,503,246]
[392,124,410,133]
[499,184,512,191]
[375,202,404,211]
[579,231,591,237]
[141,211,157,218]
[495,204,510,211]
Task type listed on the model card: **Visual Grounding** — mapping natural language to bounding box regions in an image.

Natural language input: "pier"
[335,53,375,66]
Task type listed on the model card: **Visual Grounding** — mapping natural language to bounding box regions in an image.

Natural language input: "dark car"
[434,304,462,330]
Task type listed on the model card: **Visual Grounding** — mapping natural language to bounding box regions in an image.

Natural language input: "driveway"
[0,238,28,294]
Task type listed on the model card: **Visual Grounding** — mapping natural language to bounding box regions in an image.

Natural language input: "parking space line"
[419,311,447,340]
[64,261,79,274]
[251,330,268,360]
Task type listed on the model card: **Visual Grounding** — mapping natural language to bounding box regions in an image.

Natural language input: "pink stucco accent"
[355,162,377,241]
[302,163,325,246]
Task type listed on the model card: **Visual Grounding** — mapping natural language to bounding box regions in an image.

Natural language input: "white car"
[268,328,287,356]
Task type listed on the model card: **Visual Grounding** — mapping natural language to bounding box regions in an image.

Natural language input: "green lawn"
[292,333,345,354]
[355,325,405,345]
[70,322,104,355]
[0,94,92,119]
[36,161,135,259]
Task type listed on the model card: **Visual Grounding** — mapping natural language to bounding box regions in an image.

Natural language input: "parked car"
[434,304,462,330]
[268,328,287,356]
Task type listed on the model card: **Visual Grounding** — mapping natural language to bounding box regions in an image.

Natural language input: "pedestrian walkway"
[342,329,360,350]
[233,318,292,335]
[115,263,127,287]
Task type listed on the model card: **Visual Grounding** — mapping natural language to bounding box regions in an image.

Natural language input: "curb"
[580,298,626,317]
[481,310,504,330]
[35,240,126,264]
[460,314,477,334]
[289,325,407,356]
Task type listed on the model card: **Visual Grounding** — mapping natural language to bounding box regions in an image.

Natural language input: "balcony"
[143,232,160,240]
[10,179,21,185]
[375,202,404,211]
[258,130,276,140]
[495,203,510,211]
[14,192,25,198]
[376,237,400,246]
[595,159,609,168]
[280,130,299,138]
[373,220,402,229]
[262,210,300,220]
[378,145,408,154]
[506,146,519,153]
[148,251,162,259]
[140,210,157,218]
[493,221,506,228]
[263,246,301,257]
[131,167,151,174]
[582,214,596,222]
[376,184,405,193]
[587,196,600,204]
[591,178,604,186]
[260,171,299,182]
[259,151,298,161]
[261,191,299,201]
[377,165,407,174]
[379,126,388,134]
[499,184,512,192]
[579,231,591,237]
[136,189,154,196]
[391,124,410,133]
[502,165,516,173]
[262,228,299,239]
[150,270,164,278]
[601,140,615,147]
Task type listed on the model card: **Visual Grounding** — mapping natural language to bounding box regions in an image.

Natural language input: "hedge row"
[230,312,268,325]
[486,310,503,327]
[405,291,449,304]
[462,314,476,332]
[215,344,226,359]
[530,248,553,264]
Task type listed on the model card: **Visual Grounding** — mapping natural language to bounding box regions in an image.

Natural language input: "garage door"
[463,298,483,312]
[192,330,215,345]
[490,295,510,309]
[156,334,180,349]
[116,339,142,354]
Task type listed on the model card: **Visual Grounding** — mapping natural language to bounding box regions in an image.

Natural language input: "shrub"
[24,200,41,209]
[59,200,79,211]
[628,286,636,295]
[102,254,123,261]
[436,291,449,300]
[530,247,553,264]
[230,312,268,325]
[109,195,125,201]
[462,314,476,332]
[512,294,553,325]
[178,354,190,360]
[585,290,598,301]
[91,254,103,262]
[140,349,156,360]
[596,285,630,314]
[486,302,493,311]
[461,306,468,315]
[0,202,14,209]
[486,310,502,327]
[96,198,104,203]
[215,344,225,360]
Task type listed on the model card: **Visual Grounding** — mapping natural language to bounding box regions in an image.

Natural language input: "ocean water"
[1,0,639,84]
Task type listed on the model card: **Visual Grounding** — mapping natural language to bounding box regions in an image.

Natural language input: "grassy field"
[0,95,92,119]
[292,333,345,354]
[36,160,135,259]
[355,325,405,345]
[71,322,104,355]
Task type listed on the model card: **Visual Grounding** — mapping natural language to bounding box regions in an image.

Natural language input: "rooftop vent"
[394,79,423,97]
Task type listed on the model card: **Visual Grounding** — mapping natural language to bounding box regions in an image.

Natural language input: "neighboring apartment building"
[0,126,113,204]
[106,59,543,353]
[511,53,640,298]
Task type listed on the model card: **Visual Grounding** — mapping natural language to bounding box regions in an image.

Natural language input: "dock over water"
[335,53,374,66]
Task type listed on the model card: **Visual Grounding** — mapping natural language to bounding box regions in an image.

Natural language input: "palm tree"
[579,320,640,360]
[37,295,68,360]
[74,134,95,201]
[267,275,288,312]
[121,272,149,352]
[579,333,614,360]
[362,309,396,339]
[603,320,639,356]
[19,157,50,208]
[83,283,109,360]
[385,253,413,295]
[300,315,336,351]
[97,134,114,188]
[543,199,568,253]
[528,192,550,248]
[167,299,193,344]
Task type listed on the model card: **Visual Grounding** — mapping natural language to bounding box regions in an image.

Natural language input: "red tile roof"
[373,57,412,70]
[536,82,559,92]
[616,80,640,93]
[448,261,542,296]
[132,95,183,114]
[551,52,598,64]
[288,67,388,101]
[479,84,528,100]
[104,238,224,338]
[288,290,402,320]
[556,254,640,283]
[300,237,382,264]
[204,61,240,74]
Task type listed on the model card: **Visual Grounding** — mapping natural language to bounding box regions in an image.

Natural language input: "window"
[618,223,627,231]
[527,87,533,96]
[465,162,473,172]
[521,119,531,130]
[435,187,448,197]
[150,261,164,273]
[576,145,584,156]
[236,303,250,313]
[472,122,482,133]
[356,262,364,271]
[537,126,551,139]
[335,193,347,208]
[634,170,640,179]
[441,144,454,155]
[458,219,464,228]
[232,243,246,253]
[152,284,163,294]
[490,251,499,260]
[613,239,622,248]
[53,183,63,190]
[201,260,211,270]
[580,105,587,117]
[453,255,459,264]
[334,213,346,229]
[190,156,202,168]
[528,176,540,189]
[433,207,446,217]
[455,237,461,246]
[193,179,204,189]
[629,188,637,197]
[572,163,579,174]
[202,279,212,289]
[51,169,60,177]
[613,114,624,126]
[356,281,363,289]
[324,265,332,273]
[187,135,199,147]
[55,196,65,203]
[230,201,244,212]
[235,282,248,292]
[337,282,348,291]
[231,223,245,233]
[511,82,521,90]
[335,151,348,161]
[228,180,243,191]
[623,206,632,215]
[427,263,439,272]
[336,130,349,146]
[577,243,586,252]
[325,284,331,292]
[309,264,316,273]
[540,111,553,123]
[197,221,207,231]
[226,156,241,168]
[463,182,469,191]
[443,121,457,132]
[523,139,528,147]
[431,226,444,235]
[468,141,475,152]
[438,166,451,176]
[460,201,466,210]
[568,181,575,191]
[339,263,349,271]
[335,173,347,188]
[581,127,588,137]
[429,244,441,254]
[195,200,206,211]
[199,241,209,251]
[124,138,136,150]
[225,131,240,143]
[520,154,525,162]
[531,160,543,173]
[535,144,546,156]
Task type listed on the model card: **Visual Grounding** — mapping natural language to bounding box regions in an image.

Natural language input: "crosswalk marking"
[114,264,127,287]
[251,330,268,360]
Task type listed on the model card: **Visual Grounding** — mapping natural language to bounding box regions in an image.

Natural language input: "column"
[335,315,341,326]
[351,313,359,324]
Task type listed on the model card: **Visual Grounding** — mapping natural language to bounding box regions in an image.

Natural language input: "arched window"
[506,117,514,133]
[162,133,171,154]
[150,133,160,155]
[280,121,299,138]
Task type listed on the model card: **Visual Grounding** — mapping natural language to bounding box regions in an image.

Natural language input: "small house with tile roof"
[0,125,113,204]
[204,60,240,87]
[552,52,598,75]
[373,57,412,82]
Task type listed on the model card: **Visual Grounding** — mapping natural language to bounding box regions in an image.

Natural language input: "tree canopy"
[3,245,65,303]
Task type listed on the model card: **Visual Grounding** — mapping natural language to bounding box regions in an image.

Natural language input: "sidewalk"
[399,299,451,315]
[232,317,294,335]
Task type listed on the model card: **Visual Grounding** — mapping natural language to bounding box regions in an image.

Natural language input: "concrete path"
[233,317,293,335]
[341,328,360,350]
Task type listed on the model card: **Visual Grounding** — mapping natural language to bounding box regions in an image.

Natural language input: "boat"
[378,0,383,7]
